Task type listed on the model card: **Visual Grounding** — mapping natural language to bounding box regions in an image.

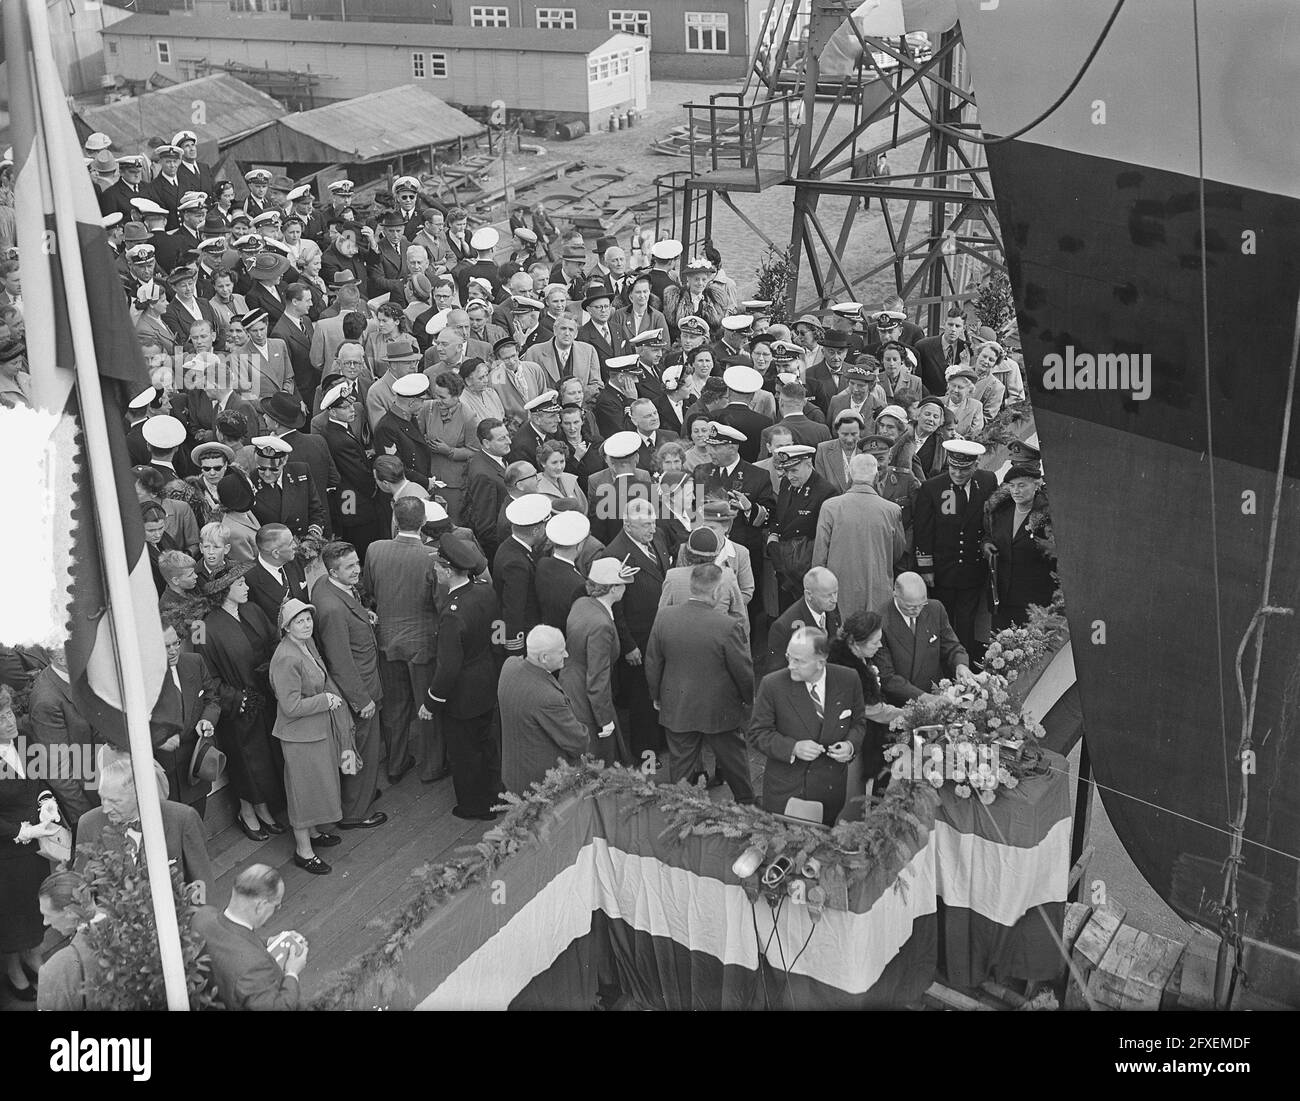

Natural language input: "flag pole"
[21,0,190,1011]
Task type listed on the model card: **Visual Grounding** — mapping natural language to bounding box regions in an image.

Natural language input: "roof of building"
[102,14,632,55]
[74,74,286,151]
[272,84,486,161]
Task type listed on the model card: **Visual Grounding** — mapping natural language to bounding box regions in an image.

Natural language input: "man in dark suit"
[192,865,306,1010]
[463,418,512,562]
[775,381,833,448]
[318,382,382,559]
[914,308,972,396]
[577,285,627,365]
[375,373,438,493]
[768,444,839,612]
[494,494,551,658]
[912,439,996,659]
[748,626,867,825]
[246,523,310,624]
[508,390,562,467]
[714,366,773,463]
[152,621,222,819]
[270,282,318,407]
[628,398,678,472]
[98,155,155,220]
[763,567,842,677]
[806,329,853,412]
[645,564,754,800]
[367,211,411,306]
[497,626,590,794]
[26,651,98,826]
[249,436,327,540]
[605,499,670,759]
[419,534,503,820]
[311,542,388,829]
[173,130,216,197]
[591,356,642,439]
[362,498,444,784]
[875,571,972,704]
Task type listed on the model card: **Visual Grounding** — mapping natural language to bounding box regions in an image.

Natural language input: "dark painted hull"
[985,137,1300,949]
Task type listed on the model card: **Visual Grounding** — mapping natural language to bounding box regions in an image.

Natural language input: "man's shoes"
[4,976,37,1003]
[293,853,331,875]
[387,760,415,784]
[452,806,498,822]
[311,832,342,848]
[236,818,270,843]
[421,768,451,784]
[338,812,388,830]
[707,772,725,789]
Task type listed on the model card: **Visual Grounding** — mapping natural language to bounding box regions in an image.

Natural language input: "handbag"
[770,535,814,592]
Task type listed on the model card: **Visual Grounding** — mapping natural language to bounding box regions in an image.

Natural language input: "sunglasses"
[200,463,227,472]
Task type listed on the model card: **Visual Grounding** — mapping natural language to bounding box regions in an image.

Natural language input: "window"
[536,7,576,30]
[155,40,171,65]
[107,40,118,56]
[588,50,631,83]
[609,10,650,37]
[428,52,448,78]
[685,12,728,53]
[412,51,426,78]
[470,6,509,27]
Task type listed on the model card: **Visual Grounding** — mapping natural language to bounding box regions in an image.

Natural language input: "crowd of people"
[0,127,1058,1009]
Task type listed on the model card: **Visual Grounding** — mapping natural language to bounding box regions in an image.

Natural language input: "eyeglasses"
[200,463,227,472]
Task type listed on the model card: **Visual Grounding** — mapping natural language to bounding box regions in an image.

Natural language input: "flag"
[5,0,167,745]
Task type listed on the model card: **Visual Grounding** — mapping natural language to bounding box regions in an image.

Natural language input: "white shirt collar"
[222,908,255,932]
[329,576,353,594]
[258,555,284,579]
[806,670,827,699]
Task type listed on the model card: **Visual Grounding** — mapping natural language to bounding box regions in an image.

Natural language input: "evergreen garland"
[312,761,938,1010]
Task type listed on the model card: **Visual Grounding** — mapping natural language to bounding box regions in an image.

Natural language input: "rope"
[892,0,1128,147]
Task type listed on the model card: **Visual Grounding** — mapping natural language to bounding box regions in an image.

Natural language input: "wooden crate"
[1090,926,1186,1010]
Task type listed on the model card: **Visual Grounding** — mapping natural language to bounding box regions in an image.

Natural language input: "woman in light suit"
[535,440,587,512]
[269,599,358,876]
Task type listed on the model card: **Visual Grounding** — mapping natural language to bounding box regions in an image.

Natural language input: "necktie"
[946,341,960,365]
[808,683,823,720]
[907,615,916,633]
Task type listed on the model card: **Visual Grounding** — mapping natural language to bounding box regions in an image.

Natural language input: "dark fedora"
[258,391,306,429]
[819,329,851,349]
[189,732,227,786]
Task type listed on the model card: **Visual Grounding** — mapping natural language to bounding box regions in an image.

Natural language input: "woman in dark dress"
[198,562,285,842]
[829,612,907,795]
[982,465,1057,631]
[0,684,62,1003]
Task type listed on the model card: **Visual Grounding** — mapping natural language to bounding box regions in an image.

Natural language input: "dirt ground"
[499,78,933,311]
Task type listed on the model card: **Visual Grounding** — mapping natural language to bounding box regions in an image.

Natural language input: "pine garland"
[311,760,938,1010]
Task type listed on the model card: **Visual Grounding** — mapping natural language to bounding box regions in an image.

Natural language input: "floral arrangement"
[884,670,1048,803]
[982,599,1068,681]
[311,759,938,1009]
[294,531,325,567]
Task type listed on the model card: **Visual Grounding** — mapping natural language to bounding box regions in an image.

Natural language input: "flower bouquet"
[883,670,1047,803]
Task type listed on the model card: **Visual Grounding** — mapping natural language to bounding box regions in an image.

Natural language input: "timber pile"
[1064,900,1187,1010]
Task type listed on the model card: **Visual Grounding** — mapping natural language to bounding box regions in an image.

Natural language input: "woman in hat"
[209,180,236,220]
[662,259,729,335]
[35,871,104,1011]
[269,601,358,875]
[215,469,262,563]
[656,469,696,559]
[982,465,1057,630]
[944,367,985,436]
[535,440,587,512]
[828,611,906,795]
[0,682,63,1003]
[198,562,283,841]
[188,441,236,525]
[557,389,602,487]
[134,283,177,357]
[886,397,952,484]
[878,341,923,407]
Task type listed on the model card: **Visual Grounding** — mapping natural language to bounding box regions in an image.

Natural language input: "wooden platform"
[687,167,790,194]
[206,771,481,1003]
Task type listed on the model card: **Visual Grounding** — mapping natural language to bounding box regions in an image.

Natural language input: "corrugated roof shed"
[103,14,622,55]
[74,74,286,151]
[226,84,486,164]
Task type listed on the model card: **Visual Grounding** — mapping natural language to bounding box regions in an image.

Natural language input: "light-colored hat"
[942,439,986,466]
[425,308,452,336]
[660,364,684,391]
[128,387,158,410]
[876,404,909,427]
[524,390,561,414]
[505,493,553,527]
[650,240,683,261]
[721,315,753,332]
[392,373,431,397]
[251,210,281,226]
[741,299,773,312]
[92,150,118,176]
[773,444,817,469]
[177,191,208,211]
[602,430,641,459]
[84,132,113,152]
[587,557,639,585]
[191,441,235,465]
[278,598,316,632]
[829,301,862,316]
[606,354,641,373]
[470,227,499,251]
[287,184,312,202]
[722,364,763,393]
[326,179,353,195]
[320,381,355,410]
[250,435,293,455]
[392,175,421,194]
[793,313,824,330]
[130,197,168,217]
[706,421,746,445]
[101,212,124,229]
[945,364,977,383]
[684,257,716,275]
[142,415,186,450]
[629,328,666,346]
[423,499,449,523]
[545,511,590,547]
[244,168,273,184]
[513,227,538,243]
[199,236,227,252]
[511,295,544,312]
[171,130,198,146]
[677,315,709,335]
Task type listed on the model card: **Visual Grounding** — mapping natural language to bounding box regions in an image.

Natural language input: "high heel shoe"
[256,816,286,835]
[293,853,331,875]
[4,976,37,1003]
[236,817,270,842]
